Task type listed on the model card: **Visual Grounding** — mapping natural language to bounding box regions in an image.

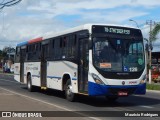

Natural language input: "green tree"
[151,23,160,41]
[2,46,15,62]
[0,50,2,56]
[0,50,3,61]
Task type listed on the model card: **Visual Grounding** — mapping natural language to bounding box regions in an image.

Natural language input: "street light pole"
[129,19,139,28]
[144,38,149,65]
[146,20,155,84]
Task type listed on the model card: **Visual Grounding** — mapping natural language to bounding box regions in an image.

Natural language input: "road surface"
[0,73,160,120]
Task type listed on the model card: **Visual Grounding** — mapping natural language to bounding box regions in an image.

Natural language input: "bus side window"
[68,35,73,58]
[35,43,40,61]
[50,39,54,60]
[54,38,61,59]
[62,36,67,58]
[70,35,77,59]
[15,47,20,62]
[52,39,54,48]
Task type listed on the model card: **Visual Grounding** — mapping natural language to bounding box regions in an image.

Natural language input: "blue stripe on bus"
[47,76,61,79]
[32,75,77,80]
[32,75,61,79]
[32,75,40,78]
[72,78,77,80]
[88,81,146,96]
[15,74,76,81]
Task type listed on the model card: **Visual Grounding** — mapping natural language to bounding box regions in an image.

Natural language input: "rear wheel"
[65,79,75,102]
[27,75,34,92]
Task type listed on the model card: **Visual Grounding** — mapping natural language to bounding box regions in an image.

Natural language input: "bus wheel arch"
[62,74,71,91]
[62,74,75,102]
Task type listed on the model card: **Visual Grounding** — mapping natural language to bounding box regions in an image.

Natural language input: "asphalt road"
[0,73,160,120]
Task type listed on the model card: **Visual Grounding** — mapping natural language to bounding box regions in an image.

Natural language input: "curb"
[146,89,160,93]
[0,73,14,76]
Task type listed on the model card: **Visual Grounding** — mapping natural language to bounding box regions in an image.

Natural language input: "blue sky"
[0,0,160,51]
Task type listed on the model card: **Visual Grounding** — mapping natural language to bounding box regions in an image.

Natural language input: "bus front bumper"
[88,82,146,96]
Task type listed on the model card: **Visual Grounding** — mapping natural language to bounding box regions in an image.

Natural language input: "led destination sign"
[104,27,130,35]
[92,25,142,37]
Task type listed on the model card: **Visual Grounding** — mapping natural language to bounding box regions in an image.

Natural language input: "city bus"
[14,24,146,101]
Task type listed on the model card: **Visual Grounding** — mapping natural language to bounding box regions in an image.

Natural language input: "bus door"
[20,46,26,83]
[40,43,49,88]
[78,38,89,93]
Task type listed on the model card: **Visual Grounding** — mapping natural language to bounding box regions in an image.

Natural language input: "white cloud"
[0,0,160,49]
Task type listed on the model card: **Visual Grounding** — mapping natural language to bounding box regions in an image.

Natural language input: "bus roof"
[17,37,43,47]
[43,23,139,40]
[43,24,92,40]
[16,23,139,47]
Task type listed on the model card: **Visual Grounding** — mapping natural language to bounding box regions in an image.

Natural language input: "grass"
[0,69,3,73]
[146,83,160,91]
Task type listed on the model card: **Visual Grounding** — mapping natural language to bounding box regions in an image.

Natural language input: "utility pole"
[146,20,156,84]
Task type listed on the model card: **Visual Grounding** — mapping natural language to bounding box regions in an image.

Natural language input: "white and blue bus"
[14,24,146,101]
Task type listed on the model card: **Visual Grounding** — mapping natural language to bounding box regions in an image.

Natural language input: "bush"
[147,83,160,90]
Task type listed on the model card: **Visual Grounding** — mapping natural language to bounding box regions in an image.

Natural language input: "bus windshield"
[93,37,145,72]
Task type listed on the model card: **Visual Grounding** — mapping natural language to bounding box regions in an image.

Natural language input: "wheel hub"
[67,85,72,97]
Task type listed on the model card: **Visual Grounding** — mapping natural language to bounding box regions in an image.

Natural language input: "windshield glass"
[93,37,145,72]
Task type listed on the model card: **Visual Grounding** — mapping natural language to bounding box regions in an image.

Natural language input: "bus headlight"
[92,73,104,85]
[140,74,146,84]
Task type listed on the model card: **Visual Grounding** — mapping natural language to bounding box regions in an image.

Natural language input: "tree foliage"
[151,23,160,41]
[0,46,15,61]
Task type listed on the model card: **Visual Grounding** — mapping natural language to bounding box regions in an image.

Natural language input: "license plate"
[118,91,128,96]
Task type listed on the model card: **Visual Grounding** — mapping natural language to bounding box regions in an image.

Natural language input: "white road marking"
[0,93,14,95]
[140,105,154,109]
[0,86,102,120]
[0,87,71,110]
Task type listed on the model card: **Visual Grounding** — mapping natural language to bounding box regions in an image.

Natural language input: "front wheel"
[65,79,75,102]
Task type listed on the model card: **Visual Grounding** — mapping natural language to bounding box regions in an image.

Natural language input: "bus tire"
[65,79,75,102]
[27,75,34,92]
[106,96,118,102]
